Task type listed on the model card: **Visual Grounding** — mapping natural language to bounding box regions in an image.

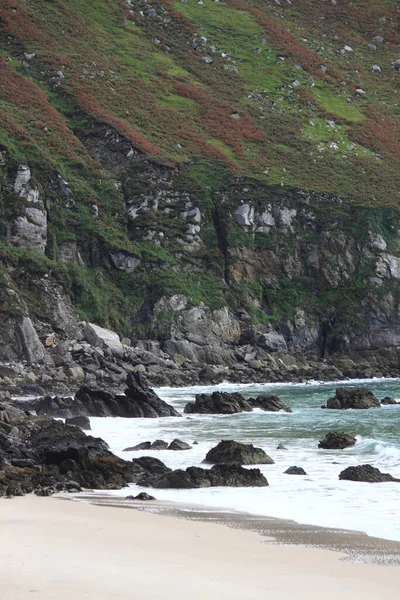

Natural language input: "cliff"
[0,0,399,389]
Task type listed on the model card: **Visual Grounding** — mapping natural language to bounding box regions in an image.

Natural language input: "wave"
[354,436,400,466]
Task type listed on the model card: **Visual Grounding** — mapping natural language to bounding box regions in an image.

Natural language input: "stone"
[277,443,287,450]
[371,65,381,73]
[84,323,124,356]
[256,331,287,352]
[184,391,252,414]
[65,416,91,430]
[248,395,292,413]
[339,464,400,483]
[204,440,274,465]
[325,388,380,410]
[235,204,254,227]
[150,439,169,450]
[168,439,192,451]
[381,397,399,405]
[126,492,156,501]
[284,466,307,475]
[318,432,356,449]
[67,365,85,380]
[110,252,140,273]
[394,60,400,72]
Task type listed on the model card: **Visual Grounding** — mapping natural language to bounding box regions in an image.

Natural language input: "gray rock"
[339,464,400,483]
[394,59,400,72]
[168,439,192,451]
[84,323,123,356]
[17,317,45,364]
[371,65,382,73]
[318,432,356,449]
[325,388,380,410]
[65,416,91,430]
[285,466,307,475]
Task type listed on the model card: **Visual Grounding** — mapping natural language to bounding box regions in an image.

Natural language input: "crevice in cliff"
[212,204,230,286]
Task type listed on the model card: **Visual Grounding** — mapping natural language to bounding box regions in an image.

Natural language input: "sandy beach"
[0,496,398,600]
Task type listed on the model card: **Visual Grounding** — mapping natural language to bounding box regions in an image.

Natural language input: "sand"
[0,496,398,600]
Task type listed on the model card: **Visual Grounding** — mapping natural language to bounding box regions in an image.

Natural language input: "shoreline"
[74,493,400,566]
[1,495,399,600]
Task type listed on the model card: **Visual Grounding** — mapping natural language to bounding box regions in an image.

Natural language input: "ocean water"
[89,378,400,542]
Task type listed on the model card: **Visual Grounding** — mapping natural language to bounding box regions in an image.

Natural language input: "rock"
[277,443,287,450]
[123,442,152,451]
[381,397,399,405]
[84,323,123,356]
[394,59,400,72]
[151,440,169,450]
[339,464,400,483]
[146,464,269,489]
[318,432,356,450]
[126,492,156,501]
[67,365,85,380]
[235,204,255,228]
[248,395,292,413]
[325,388,380,410]
[284,466,307,475]
[65,416,91,430]
[16,317,45,364]
[133,456,172,486]
[184,391,252,414]
[371,65,381,73]
[204,440,274,465]
[168,439,192,451]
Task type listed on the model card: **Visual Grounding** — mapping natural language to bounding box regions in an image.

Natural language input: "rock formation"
[324,388,381,410]
[339,465,400,483]
[318,432,357,449]
[204,440,274,465]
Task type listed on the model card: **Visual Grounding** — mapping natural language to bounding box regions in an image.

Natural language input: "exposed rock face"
[339,465,400,483]
[325,388,381,410]
[318,432,357,449]
[144,464,269,489]
[204,440,274,465]
[184,391,252,414]
[284,466,307,475]
[248,395,292,413]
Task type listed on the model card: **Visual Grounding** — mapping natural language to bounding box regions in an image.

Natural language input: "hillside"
[0,0,399,386]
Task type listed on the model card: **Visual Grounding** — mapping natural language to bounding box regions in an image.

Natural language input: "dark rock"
[325,388,380,410]
[65,416,91,430]
[284,466,307,475]
[381,397,399,405]
[151,440,168,450]
[248,395,292,413]
[339,464,400,483]
[204,440,274,465]
[10,458,36,468]
[277,443,287,450]
[132,456,172,486]
[123,441,152,451]
[126,492,156,501]
[145,463,269,489]
[168,439,192,451]
[184,391,252,414]
[318,432,357,450]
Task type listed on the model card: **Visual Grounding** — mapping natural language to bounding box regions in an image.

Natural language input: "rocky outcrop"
[184,391,252,414]
[0,400,137,496]
[248,395,292,413]
[65,416,91,430]
[339,465,400,483]
[123,439,190,451]
[325,388,381,410]
[318,432,357,449]
[204,440,274,465]
[168,439,192,450]
[30,373,180,418]
[142,464,269,489]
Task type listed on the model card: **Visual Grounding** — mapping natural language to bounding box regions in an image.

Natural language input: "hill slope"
[0,0,399,382]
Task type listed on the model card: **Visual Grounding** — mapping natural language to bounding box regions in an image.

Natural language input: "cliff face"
[0,0,399,385]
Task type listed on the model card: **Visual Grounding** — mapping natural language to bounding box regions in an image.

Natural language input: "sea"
[87,378,400,542]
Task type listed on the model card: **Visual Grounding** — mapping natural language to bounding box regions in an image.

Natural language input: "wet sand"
[0,495,399,599]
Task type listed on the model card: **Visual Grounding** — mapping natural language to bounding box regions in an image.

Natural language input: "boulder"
[133,456,172,486]
[126,492,156,501]
[184,391,252,414]
[146,464,269,489]
[65,416,91,430]
[284,466,307,475]
[381,397,399,405]
[16,317,45,364]
[151,440,169,450]
[277,443,287,450]
[84,322,124,356]
[318,432,356,450]
[248,395,292,413]
[325,388,380,410]
[339,464,400,483]
[204,440,274,465]
[168,439,192,451]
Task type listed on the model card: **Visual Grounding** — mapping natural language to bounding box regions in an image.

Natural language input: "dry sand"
[0,496,398,600]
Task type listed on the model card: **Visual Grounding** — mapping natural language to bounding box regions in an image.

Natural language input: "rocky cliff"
[0,0,399,389]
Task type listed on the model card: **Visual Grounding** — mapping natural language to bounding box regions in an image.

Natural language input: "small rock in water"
[123,441,152,451]
[276,443,288,450]
[381,397,399,405]
[318,432,356,449]
[168,439,192,451]
[284,466,307,475]
[126,492,156,501]
[339,464,400,483]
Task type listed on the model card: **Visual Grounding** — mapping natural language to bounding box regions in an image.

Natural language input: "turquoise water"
[90,378,400,541]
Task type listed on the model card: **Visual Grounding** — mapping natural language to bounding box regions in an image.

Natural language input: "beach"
[0,496,399,600]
